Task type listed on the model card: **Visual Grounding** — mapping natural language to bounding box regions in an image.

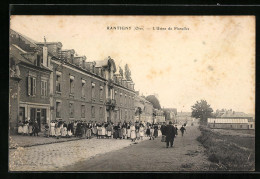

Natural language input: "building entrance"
[30,108,47,132]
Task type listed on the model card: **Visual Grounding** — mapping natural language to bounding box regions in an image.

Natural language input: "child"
[44,123,49,138]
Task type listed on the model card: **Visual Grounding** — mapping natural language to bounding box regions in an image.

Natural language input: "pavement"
[9,134,84,149]
[9,126,211,171]
[60,126,212,171]
[9,135,151,171]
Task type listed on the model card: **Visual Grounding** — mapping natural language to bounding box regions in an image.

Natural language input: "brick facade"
[9,29,136,134]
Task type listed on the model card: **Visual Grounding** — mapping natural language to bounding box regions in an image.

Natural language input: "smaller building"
[208,118,250,129]
[154,109,165,123]
[163,108,177,123]
[213,109,255,129]
[134,94,153,123]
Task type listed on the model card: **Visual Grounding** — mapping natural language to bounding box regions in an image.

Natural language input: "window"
[81,105,85,118]
[70,76,75,94]
[100,86,103,101]
[125,110,127,120]
[56,102,61,118]
[240,125,242,128]
[82,80,86,97]
[69,102,74,118]
[28,76,36,96]
[91,106,95,118]
[251,124,253,128]
[115,111,118,121]
[41,80,47,96]
[125,94,127,105]
[99,107,103,118]
[56,74,61,92]
[91,83,95,100]
[120,93,122,105]
[19,107,25,123]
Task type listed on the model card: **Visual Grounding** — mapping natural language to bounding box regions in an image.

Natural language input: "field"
[197,126,255,171]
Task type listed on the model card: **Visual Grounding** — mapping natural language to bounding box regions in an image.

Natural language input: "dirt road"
[61,126,212,171]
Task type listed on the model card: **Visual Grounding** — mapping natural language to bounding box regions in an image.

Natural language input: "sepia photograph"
[9,15,255,172]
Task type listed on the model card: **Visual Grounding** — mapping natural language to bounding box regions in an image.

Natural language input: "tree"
[124,64,132,81]
[135,107,143,122]
[146,95,161,109]
[191,100,213,125]
[119,66,123,77]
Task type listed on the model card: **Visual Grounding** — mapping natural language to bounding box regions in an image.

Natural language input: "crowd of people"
[17,119,187,148]
[17,119,167,142]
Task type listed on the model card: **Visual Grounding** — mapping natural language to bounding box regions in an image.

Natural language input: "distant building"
[209,109,255,129]
[176,112,195,125]
[163,108,177,122]
[134,94,153,123]
[154,109,165,123]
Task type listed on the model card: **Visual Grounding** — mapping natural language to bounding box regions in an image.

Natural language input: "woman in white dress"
[101,124,106,139]
[97,123,102,139]
[18,121,23,135]
[130,123,136,142]
[50,120,56,137]
[139,125,144,140]
[23,121,29,135]
[62,122,68,137]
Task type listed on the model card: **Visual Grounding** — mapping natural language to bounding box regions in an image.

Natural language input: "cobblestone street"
[9,137,149,171]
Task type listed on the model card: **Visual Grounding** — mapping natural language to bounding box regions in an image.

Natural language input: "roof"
[95,56,116,72]
[10,44,52,72]
[218,111,253,118]
[163,108,177,115]
[208,118,249,124]
[10,29,39,50]
[135,95,152,105]
[10,44,34,65]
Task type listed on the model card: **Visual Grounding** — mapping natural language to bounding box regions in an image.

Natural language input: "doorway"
[30,107,47,132]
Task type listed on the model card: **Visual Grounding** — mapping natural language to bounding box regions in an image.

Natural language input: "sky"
[10,16,255,114]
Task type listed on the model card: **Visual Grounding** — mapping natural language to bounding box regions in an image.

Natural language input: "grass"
[197,125,255,171]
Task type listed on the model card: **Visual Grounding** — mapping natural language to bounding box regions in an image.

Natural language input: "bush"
[197,126,255,171]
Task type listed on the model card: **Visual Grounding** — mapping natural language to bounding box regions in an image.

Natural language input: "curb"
[9,137,89,150]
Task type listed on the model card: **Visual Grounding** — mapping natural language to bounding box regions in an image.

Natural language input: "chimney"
[42,36,48,67]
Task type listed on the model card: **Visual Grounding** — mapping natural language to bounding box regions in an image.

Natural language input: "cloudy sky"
[10,16,255,114]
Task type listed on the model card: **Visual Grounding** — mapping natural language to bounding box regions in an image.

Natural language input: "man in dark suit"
[165,121,176,148]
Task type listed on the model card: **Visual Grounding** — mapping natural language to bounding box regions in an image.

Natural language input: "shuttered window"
[41,80,47,96]
[28,76,36,96]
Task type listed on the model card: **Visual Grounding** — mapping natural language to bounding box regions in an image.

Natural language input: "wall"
[51,61,106,123]
[208,123,249,129]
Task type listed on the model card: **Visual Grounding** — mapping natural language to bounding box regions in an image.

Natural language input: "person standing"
[150,125,154,140]
[160,122,166,136]
[139,124,144,140]
[165,121,176,148]
[44,123,49,138]
[130,123,136,142]
[153,123,159,138]
[18,120,23,135]
[28,120,33,136]
[32,120,39,137]
[50,120,56,137]
[180,125,186,137]
[106,122,112,139]
[23,121,29,136]
[174,125,178,136]
[67,121,73,137]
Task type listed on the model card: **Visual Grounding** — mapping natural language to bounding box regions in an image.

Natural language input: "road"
[61,126,212,171]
